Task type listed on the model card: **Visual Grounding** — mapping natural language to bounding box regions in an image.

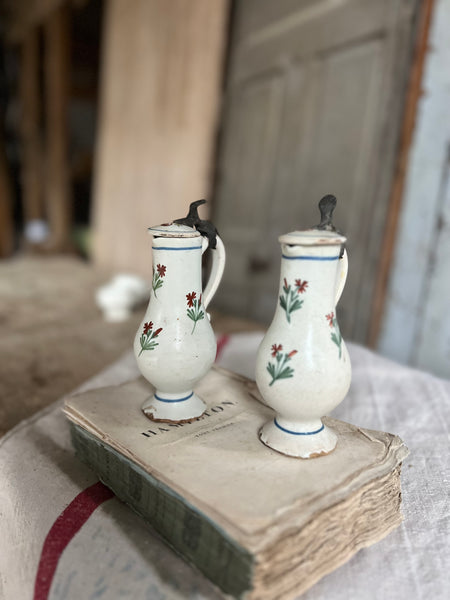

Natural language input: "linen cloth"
[0,333,448,600]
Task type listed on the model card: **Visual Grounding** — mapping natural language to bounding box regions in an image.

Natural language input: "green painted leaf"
[278,367,294,379]
[267,363,275,378]
[142,339,159,351]
[331,333,340,347]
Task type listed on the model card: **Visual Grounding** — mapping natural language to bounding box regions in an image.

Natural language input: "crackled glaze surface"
[255,229,351,458]
[134,224,225,422]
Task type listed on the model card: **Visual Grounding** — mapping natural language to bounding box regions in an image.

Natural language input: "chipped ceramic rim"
[279,228,347,246]
[148,223,200,238]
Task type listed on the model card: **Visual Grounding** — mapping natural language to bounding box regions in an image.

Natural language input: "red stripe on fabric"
[34,481,114,600]
[215,334,230,361]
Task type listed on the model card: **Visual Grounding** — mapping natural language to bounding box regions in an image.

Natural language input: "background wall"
[3,0,450,379]
[91,0,228,277]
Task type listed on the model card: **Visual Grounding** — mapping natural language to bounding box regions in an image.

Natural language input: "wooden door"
[213,0,419,342]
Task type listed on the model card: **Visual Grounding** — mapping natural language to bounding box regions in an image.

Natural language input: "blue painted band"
[282,254,340,261]
[154,392,194,403]
[274,419,325,436]
[152,246,202,251]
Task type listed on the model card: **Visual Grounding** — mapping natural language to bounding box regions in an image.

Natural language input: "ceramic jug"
[134,217,225,423]
[255,198,351,458]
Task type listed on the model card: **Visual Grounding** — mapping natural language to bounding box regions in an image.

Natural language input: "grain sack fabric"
[0,334,449,600]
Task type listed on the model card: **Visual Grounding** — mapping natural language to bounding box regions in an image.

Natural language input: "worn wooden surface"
[379,0,450,378]
[92,0,229,277]
[0,256,260,437]
[0,257,137,436]
[213,0,419,343]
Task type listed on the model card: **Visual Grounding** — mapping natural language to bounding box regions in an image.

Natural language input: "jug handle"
[335,249,348,305]
[201,235,226,309]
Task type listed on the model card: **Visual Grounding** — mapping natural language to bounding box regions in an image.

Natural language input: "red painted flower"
[295,279,308,294]
[326,312,334,327]
[186,291,196,307]
[271,343,282,357]
[143,321,153,335]
[283,278,288,288]
[153,327,162,337]
[288,350,298,358]
[199,293,202,305]
[157,264,166,277]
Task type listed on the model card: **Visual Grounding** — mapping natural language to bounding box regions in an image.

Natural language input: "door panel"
[218,70,285,236]
[213,0,419,340]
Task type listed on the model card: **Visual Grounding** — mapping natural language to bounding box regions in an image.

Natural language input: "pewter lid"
[148,222,201,238]
[279,194,346,246]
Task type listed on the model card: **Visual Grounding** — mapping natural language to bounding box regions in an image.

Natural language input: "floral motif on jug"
[279,278,308,322]
[266,344,298,385]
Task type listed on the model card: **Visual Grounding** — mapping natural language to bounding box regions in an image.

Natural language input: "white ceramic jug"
[255,203,351,458]
[134,220,225,423]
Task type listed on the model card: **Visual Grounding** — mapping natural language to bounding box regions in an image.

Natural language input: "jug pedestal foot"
[259,417,337,459]
[142,390,206,423]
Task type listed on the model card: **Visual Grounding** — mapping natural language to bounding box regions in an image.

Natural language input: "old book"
[64,367,408,600]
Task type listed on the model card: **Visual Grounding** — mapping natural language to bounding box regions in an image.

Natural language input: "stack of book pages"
[64,367,408,599]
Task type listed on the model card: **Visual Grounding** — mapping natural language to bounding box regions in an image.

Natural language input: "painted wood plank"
[413,151,450,376]
[369,0,435,348]
[378,0,450,376]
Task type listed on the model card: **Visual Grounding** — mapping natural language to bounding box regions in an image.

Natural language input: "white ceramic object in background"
[134,221,225,422]
[96,274,150,322]
[24,219,50,244]
[255,201,351,458]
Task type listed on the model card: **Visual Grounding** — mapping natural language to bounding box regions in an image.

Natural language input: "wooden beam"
[0,130,14,257]
[92,0,229,276]
[368,0,435,347]
[44,4,72,251]
[20,27,44,230]
[3,1,81,44]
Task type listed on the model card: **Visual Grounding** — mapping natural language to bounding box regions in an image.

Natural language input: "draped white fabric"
[1,334,448,600]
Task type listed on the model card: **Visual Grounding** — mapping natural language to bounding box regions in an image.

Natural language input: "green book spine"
[71,424,254,598]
